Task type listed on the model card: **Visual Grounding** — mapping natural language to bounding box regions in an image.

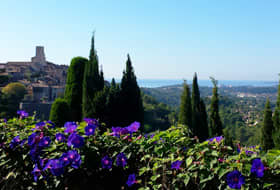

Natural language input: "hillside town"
[0,46,68,118]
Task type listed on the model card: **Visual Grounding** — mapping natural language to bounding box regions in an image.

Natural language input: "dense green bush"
[49,98,70,127]
[0,113,280,190]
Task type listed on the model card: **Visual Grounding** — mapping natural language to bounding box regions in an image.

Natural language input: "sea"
[108,79,278,88]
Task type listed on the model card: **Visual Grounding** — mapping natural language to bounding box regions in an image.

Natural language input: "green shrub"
[49,98,70,127]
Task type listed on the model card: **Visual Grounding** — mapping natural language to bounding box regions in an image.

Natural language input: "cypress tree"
[273,75,280,148]
[199,99,209,141]
[49,98,70,127]
[64,57,87,121]
[191,73,201,137]
[120,54,144,127]
[209,77,223,137]
[179,80,192,128]
[106,78,122,127]
[82,33,104,118]
[261,98,275,151]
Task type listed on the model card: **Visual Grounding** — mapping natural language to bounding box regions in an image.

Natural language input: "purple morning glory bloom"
[171,160,182,170]
[116,153,127,167]
[55,133,66,142]
[9,136,21,149]
[33,122,46,131]
[251,158,264,178]
[29,147,41,161]
[126,122,140,133]
[67,133,84,148]
[226,170,245,189]
[85,124,96,136]
[38,136,51,148]
[67,150,82,169]
[111,127,124,137]
[101,155,112,169]
[46,120,55,128]
[84,118,98,125]
[60,152,71,167]
[126,174,137,187]
[32,164,41,181]
[48,159,64,176]
[207,136,224,143]
[64,122,77,134]
[17,110,29,118]
[39,158,49,169]
[28,133,37,146]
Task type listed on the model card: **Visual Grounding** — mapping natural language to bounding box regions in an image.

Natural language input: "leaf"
[186,157,193,167]
[263,183,274,188]
[151,174,160,181]
[184,175,190,186]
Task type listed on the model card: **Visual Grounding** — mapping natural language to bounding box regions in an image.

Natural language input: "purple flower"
[28,133,36,146]
[67,133,84,148]
[207,136,224,143]
[32,164,41,181]
[101,155,112,169]
[33,122,46,131]
[116,153,127,167]
[171,160,182,170]
[226,170,245,189]
[48,159,64,176]
[38,137,51,148]
[251,158,264,178]
[84,118,98,125]
[9,136,21,149]
[17,110,29,118]
[29,147,41,161]
[126,174,137,187]
[46,120,55,128]
[64,122,77,134]
[126,122,140,133]
[111,127,122,137]
[55,133,66,142]
[67,150,81,169]
[245,150,256,155]
[39,158,49,169]
[85,124,97,136]
[60,152,71,167]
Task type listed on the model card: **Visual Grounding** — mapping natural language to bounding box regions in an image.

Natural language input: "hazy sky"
[1,0,280,80]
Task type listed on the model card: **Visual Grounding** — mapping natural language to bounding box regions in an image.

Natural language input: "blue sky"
[1,0,280,80]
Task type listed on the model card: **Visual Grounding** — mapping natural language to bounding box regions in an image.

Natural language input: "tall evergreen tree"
[273,75,280,148]
[199,99,209,140]
[261,98,275,151]
[191,73,201,137]
[209,77,223,137]
[179,80,192,128]
[82,33,104,118]
[120,54,144,127]
[64,57,87,121]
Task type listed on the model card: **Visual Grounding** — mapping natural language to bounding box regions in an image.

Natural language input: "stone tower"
[31,46,46,63]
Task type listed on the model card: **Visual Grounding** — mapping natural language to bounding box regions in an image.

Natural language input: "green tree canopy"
[209,77,223,137]
[179,80,192,129]
[261,98,275,151]
[49,98,70,127]
[65,57,88,121]
[2,82,27,100]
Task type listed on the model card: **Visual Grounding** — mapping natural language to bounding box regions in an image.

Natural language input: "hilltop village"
[0,46,68,118]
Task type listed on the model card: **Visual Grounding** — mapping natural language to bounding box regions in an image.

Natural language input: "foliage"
[49,98,70,127]
[0,115,280,189]
[273,79,280,148]
[64,57,87,121]
[209,77,223,137]
[120,54,144,127]
[178,81,192,128]
[261,99,275,151]
[2,82,27,100]
[82,34,104,118]
[191,73,209,141]
[142,94,175,133]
